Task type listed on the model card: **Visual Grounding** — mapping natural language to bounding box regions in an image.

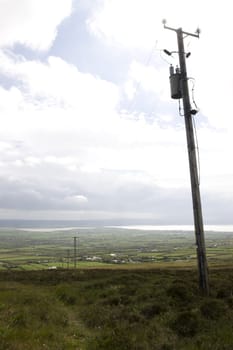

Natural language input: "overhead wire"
[188,76,201,185]
[177,76,201,185]
[125,38,178,119]
[192,114,201,186]
[178,99,184,117]
[159,27,203,192]
[189,77,199,112]
[125,40,159,116]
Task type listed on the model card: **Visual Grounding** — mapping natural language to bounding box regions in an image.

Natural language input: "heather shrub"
[170,310,200,337]
[200,299,226,320]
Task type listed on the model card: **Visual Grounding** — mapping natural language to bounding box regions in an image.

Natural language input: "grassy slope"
[0,268,232,350]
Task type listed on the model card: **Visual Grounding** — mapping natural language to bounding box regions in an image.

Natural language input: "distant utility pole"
[163,20,209,295]
[73,236,77,269]
[67,249,70,269]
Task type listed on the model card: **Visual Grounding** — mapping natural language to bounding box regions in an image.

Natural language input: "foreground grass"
[0,268,232,349]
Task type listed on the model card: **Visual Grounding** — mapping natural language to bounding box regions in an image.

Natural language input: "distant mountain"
[0,218,166,229]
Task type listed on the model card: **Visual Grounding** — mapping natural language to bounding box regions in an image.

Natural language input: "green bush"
[103,295,121,306]
[200,299,226,320]
[216,288,232,299]
[55,284,77,305]
[170,311,200,337]
[87,326,144,350]
[160,345,174,350]
[227,296,233,308]
[141,302,167,319]
[9,311,27,328]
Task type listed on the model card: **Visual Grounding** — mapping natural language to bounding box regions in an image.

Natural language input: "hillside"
[0,267,232,349]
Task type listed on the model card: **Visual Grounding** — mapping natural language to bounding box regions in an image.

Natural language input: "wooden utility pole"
[164,22,209,295]
[67,249,70,269]
[73,236,77,269]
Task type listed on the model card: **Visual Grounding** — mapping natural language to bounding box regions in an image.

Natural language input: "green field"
[0,227,233,270]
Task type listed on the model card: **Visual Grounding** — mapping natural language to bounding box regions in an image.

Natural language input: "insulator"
[169,65,174,75]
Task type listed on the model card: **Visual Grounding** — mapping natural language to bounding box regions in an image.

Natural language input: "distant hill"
[0,218,169,229]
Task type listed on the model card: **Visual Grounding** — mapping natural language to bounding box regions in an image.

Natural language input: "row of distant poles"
[66,236,78,269]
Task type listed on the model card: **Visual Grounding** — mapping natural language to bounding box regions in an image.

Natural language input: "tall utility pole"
[73,236,77,269]
[164,21,209,295]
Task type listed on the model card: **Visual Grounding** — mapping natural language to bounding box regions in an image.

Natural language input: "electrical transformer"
[169,65,182,99]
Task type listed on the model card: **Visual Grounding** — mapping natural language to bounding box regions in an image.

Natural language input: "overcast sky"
[0,0,232,224]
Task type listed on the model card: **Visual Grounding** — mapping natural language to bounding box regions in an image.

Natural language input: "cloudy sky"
[0,0,232,224]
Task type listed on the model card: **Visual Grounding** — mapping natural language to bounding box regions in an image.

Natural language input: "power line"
[192,115,201,186]
[125,40,158,115]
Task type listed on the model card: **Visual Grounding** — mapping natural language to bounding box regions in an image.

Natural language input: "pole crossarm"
[163,24,200,38]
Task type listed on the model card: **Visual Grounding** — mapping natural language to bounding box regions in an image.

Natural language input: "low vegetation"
[0,267,232,349]
[0,227,232,348]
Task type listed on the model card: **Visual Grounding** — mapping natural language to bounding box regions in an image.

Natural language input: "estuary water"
[108,225,233,232]
[0,219,233,233]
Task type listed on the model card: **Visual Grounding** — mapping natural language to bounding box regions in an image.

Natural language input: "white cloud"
[0,52,119,144]
[87,0,205,49]
[0,0,232,223]
[0,49,231,198]
[0,0,73,50]
[126,60,169,100]
[24,156,41,167]
[87,0,233,132]
[66,195,88,204]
